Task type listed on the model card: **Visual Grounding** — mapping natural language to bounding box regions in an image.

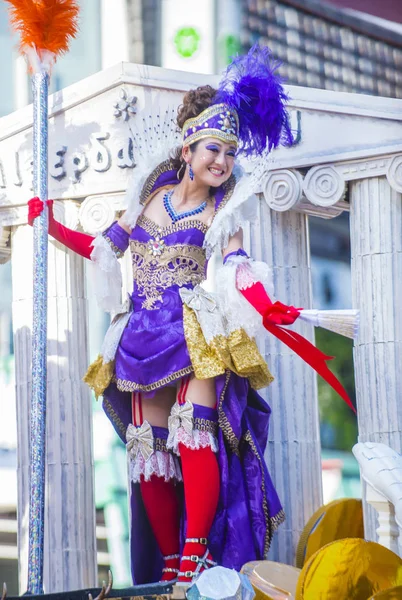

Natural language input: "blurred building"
[326,0,402,25]
[242,0,402,97]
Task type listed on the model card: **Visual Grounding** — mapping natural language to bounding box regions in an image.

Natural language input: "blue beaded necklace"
[163,188,208,223]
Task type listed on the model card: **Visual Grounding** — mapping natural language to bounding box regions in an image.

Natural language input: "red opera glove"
[239,281,302,325]
[28,197,94,259]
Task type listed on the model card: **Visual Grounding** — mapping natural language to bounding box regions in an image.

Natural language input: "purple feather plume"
[214,44,294,157]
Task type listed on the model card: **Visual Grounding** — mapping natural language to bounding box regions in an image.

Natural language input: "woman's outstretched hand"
[263,301,301,326]
[239,281,302,326]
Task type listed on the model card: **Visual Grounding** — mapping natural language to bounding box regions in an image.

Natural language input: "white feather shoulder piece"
[204,154,273,257]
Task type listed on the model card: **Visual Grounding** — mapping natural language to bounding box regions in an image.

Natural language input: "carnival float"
[2,1,402,599]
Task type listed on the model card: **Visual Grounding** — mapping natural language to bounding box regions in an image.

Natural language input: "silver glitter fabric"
[28,71,49,595]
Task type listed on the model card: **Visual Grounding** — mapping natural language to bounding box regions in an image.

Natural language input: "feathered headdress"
[5,0,79,72]
[214,43,293,157]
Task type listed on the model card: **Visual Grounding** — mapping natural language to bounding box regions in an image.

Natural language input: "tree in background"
[316,328,357,451]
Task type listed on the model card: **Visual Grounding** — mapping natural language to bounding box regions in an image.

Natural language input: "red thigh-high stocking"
[176,381,220,582]
[133,393,181,582]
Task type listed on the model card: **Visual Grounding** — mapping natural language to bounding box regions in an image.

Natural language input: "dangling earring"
[188,164,194,181]
[177,161,185,180]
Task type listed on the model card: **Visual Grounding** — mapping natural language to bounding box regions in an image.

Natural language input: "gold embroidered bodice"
[130,216,207,310]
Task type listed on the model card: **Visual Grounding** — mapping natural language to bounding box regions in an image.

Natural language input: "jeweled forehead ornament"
[182,103,239,148]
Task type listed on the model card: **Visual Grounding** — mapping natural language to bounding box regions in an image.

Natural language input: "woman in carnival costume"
[29,45,349,585]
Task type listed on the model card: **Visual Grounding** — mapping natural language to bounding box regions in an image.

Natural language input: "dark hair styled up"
[171,85,217,179]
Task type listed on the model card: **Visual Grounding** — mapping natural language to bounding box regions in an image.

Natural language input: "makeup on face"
[205,142,237,158]
[185,138,237,187]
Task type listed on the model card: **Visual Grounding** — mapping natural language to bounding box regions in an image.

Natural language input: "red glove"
[239,282,301,326]
[28,197,94,259]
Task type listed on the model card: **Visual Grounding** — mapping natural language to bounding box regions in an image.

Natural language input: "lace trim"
[233,257,274,295]
[129,449,183,483]
[137,214,208,237]
[167,426,218,456]
[236,262,257,290]
[115,365,194,392]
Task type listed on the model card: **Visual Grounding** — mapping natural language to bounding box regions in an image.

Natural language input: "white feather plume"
[299,309,359,340]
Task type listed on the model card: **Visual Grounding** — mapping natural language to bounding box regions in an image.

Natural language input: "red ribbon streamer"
[239,282,355,412]
[263,317,356,413]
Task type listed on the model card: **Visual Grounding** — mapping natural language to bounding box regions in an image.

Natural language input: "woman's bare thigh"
[177,375,216,408]
[141,386,176,427]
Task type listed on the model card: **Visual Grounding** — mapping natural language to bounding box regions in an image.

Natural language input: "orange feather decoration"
[5,0,79,58]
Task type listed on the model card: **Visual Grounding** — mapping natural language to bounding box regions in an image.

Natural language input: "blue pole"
[27,70,49,595]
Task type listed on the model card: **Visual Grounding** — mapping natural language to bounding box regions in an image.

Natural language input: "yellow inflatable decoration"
[296,539,402,600]
[296,498,364,568]
[241,560,300,599]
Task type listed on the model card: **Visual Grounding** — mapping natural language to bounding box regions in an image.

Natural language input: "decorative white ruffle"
[101,298,133,363]
[204,157,273,256]
[167,426,218,456]
[90,235,123,313]
[214,256,274,339]
[129,450,182,483]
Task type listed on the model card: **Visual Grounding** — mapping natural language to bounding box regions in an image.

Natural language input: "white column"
[349,176,402,541]
[12,224,97,593]
[246,199,322,565]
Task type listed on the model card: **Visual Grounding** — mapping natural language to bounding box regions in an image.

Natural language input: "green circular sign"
[174,27,201,58]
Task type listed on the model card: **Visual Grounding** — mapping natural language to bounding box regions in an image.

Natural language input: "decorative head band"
[182,103,239,148]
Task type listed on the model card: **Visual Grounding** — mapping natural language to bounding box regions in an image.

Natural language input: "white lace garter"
[166,400,218,456]
[126,422,182,483]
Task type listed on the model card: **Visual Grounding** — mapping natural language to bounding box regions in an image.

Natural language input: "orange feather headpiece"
[6,0,79,69]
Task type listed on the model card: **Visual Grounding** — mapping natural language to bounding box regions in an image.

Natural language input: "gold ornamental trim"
[130,240,206,310]
[115,365,194,393]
